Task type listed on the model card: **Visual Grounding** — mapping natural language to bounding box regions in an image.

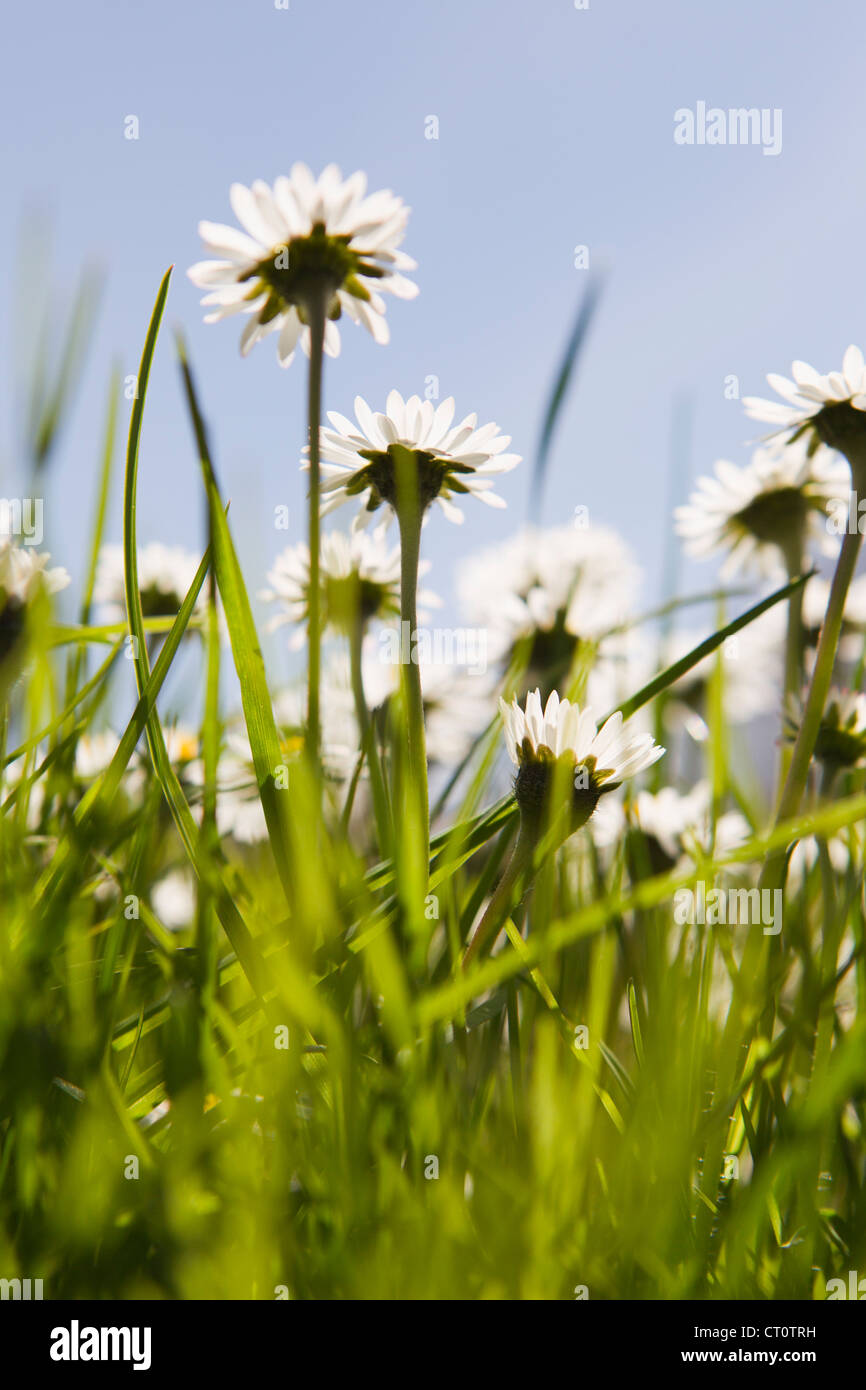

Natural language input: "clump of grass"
[0,253,864,1304]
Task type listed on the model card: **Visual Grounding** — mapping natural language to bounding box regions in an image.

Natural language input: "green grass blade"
[176,331,294,910]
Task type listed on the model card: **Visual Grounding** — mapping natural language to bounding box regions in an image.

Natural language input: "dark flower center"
[514,752,604,832]
[733,486,812,545]
[0,598,24,665]
[323,573,395,628]
[811,400,866,458]
[814,723,866,767]
[343,444,474,516]
[245,222,384,322]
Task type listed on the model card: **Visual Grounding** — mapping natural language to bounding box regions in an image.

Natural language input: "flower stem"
[777,536,806,799]
[348,617,392,855]
[395,493,429,876]
[463,820,534,969]
[760,525,862,891]
[304,288,327,765]
[781,538,805,704]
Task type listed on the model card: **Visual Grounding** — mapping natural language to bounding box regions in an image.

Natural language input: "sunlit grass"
[1,261,864,1303]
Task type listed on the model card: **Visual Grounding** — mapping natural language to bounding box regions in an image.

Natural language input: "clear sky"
[3,0,866,695]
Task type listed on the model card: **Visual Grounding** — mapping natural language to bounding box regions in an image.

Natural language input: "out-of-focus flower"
[261,526,439,645]
[0,539,69,663]
[457,523,641,699]
[188,165,417,367]
[674,442,848,578]
[152,870,197,931]
[95,543,207,623]
[786,687,866,770]
[630,781,750,865]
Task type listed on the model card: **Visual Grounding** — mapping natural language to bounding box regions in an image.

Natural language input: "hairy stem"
[395,495,430,878]
[304,289,327,765]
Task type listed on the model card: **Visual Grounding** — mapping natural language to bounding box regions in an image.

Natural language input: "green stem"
[395,494,429,878]
[781,538,805,705]
[304,289,327,764]
[463,819,534,969]
[348,618,391,855]
[760,525,862,892]
[777,536,806,802]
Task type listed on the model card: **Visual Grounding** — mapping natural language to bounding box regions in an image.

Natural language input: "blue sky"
[3,0,866,695]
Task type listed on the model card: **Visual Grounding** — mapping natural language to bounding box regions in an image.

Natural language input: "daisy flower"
[273,673,360,785]
[152,869,197,932]
[786,687,866,770]
[310,390,521,525]
[73,730,146,801]
[260,526,439,645]
[95,543,207,623]
[161,725,200,767]
[501,687,664,826]
[1,539,70,663]
[205,731,273,845]
[743,344,866,460]
[188,164,417,368]
[630,781,749,867]
[458,522,640,697]
[674,441,848,579]
[74,730,126,781]
[463,690,664,966]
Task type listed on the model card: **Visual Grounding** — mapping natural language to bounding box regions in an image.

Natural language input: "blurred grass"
[0,271,864,1302]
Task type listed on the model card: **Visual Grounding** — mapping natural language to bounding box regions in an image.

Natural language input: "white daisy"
[743,344,866,446]
[500,688,664,828]
[73,730,147,800]
[458,523,641,700]
[95,543,207,623]
[786,686,866,770]
[162,725,200,766]
[674,441,848,579]
[2,751,49,829]
[309,390,521,525]
[459,524,639,643]
[1,539,69,662]
[152,869,197,931]
[207,731,272,845]
[630,781,749,865]
[74,730,125,781]
[0,540,69,604]
[188,164,417,368]
[260,526,439,646]
[273,672,360,784]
